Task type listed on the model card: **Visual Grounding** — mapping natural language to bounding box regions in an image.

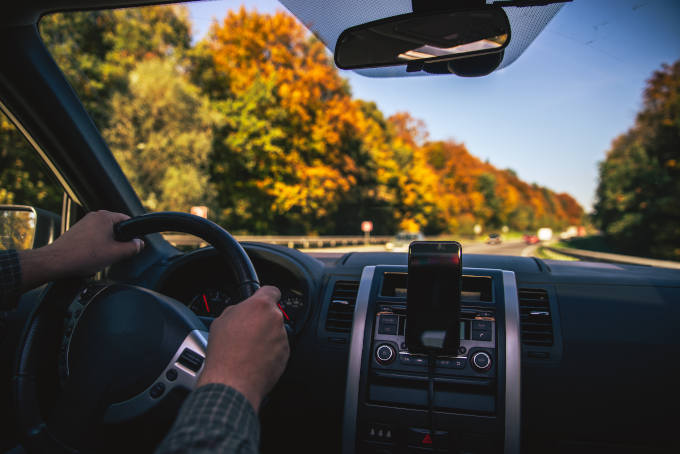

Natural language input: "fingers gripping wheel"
[114,212,260,300]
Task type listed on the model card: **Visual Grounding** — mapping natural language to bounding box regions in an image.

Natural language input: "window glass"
[36,3,680,264]
[0,111,63,214]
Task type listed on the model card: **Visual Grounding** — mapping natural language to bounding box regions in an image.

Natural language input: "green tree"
[594,60,680,260]
[104,58,216,212]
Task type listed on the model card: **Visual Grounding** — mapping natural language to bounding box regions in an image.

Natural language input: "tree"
[594,60,680,260]
[0,114,63,213]
[104,58,216,212]
[0,5,585,237]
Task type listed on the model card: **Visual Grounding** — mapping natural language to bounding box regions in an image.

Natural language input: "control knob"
[471,351,492,372]
[375,344,396,365]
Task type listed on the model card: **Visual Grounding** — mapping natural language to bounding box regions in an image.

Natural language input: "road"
[462,240,537,257]
[302,239,538,257]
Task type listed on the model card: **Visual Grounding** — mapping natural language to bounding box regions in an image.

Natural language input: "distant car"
[486,233,502,245]
[385,231,425,251]
[523,234,540,245]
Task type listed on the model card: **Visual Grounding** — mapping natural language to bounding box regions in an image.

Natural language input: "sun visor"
[280,0,564,77]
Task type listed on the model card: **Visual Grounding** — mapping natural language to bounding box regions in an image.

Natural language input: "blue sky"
[187,0,680,210]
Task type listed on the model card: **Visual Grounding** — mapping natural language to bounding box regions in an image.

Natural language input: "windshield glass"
[33,1,680,264]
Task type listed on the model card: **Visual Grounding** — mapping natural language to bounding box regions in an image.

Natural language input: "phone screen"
[406,241,462,354]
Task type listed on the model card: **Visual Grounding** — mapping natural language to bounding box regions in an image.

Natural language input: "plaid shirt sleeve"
[0,250,21,310]
[156,384,260,454]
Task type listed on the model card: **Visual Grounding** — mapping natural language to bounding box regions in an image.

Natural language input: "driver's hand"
[198,286,290,412]
[18,210,143,291]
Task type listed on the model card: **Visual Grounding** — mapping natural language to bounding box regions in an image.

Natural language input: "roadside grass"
[555,235,614,253]
[535,246,579,261]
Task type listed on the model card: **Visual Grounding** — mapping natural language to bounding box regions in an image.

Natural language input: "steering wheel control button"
[177,348,204,372]
[471,329,491,341]
[378,314,398,335]
[376,344,396,365]
[165,369,178,381]
[471,351,492,372]
[149,382,165,399]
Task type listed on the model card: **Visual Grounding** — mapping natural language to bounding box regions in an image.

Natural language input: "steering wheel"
[12,212,260,453]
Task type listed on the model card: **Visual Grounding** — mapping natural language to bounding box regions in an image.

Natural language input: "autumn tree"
[0,113,62,212]
[1,5,585,239]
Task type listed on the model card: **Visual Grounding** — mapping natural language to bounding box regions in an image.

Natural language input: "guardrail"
[545,246,680,270]
[162,233,393,249]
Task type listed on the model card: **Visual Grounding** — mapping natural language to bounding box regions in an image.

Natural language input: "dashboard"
[156,247,314,334]
[137,243,680,454]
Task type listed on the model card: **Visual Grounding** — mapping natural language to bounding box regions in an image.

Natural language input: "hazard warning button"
[407,428,449,449]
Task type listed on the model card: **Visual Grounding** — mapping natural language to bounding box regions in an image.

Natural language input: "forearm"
[17,246,67,292]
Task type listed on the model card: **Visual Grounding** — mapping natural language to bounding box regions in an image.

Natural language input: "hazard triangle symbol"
[422,433,433,445]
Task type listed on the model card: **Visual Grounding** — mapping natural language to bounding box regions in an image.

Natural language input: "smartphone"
[406,241,462,354]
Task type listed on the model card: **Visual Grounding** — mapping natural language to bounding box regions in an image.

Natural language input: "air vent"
[518,288,553,346]
[325,281,359,333]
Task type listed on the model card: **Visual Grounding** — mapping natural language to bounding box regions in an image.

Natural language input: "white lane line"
[521,244,539,257]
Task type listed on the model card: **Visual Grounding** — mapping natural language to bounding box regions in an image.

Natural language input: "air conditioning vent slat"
[518,288,553,348]
[325,281,359,333]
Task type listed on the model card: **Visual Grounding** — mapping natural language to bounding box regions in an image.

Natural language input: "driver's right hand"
[197,286,290,412]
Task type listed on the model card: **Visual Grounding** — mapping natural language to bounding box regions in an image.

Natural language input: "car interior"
[0,1,678,454]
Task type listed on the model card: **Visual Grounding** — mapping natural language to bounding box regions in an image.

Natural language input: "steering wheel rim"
[115,212,260,300]
[13,211,261,453]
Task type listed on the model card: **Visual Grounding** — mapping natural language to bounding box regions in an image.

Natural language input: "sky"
[186,0,680,211]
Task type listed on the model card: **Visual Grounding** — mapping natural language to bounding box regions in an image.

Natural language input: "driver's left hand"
[18,210,144,291]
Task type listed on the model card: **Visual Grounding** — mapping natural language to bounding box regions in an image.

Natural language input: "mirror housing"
[0,205,60,250]
[334,5,510,71]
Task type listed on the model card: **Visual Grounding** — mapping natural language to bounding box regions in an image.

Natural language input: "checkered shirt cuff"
[0,250,21,310]
[156,383,260,454]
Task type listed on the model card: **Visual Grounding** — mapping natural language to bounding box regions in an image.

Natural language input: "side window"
[0,111,64,250]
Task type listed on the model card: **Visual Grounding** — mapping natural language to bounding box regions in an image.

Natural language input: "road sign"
[190,206,208,218]
[361,221,373,233]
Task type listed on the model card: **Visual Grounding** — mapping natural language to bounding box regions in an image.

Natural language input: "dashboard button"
[378,315,398,335]
[472,320,491,331]
[471,329,491,341]
[400,354,413,364]
[436,358,452,368]
[412,356,427,366]
[451,357,466,369]
[407,428,449,448]
[471,351,492,372]
[376,344,395,365]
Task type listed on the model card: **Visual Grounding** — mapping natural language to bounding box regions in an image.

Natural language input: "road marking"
[521,244,539,257]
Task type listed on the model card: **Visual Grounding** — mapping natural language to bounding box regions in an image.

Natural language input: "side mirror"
[0,205,61,250]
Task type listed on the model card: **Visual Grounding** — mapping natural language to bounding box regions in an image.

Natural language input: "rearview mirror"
[0,205,60,250]
[334,6,510,70]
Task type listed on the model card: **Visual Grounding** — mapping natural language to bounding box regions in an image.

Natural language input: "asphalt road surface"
[302,240,538,257]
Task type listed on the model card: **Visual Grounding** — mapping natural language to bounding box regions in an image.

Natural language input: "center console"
[342,266,521,454]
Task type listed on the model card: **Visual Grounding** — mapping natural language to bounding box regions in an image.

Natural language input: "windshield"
[30,1,680,264]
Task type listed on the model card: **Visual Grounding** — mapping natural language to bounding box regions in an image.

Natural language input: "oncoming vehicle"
[385,231,425,251]
[0,1,678,454]
[486,233,502,245]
